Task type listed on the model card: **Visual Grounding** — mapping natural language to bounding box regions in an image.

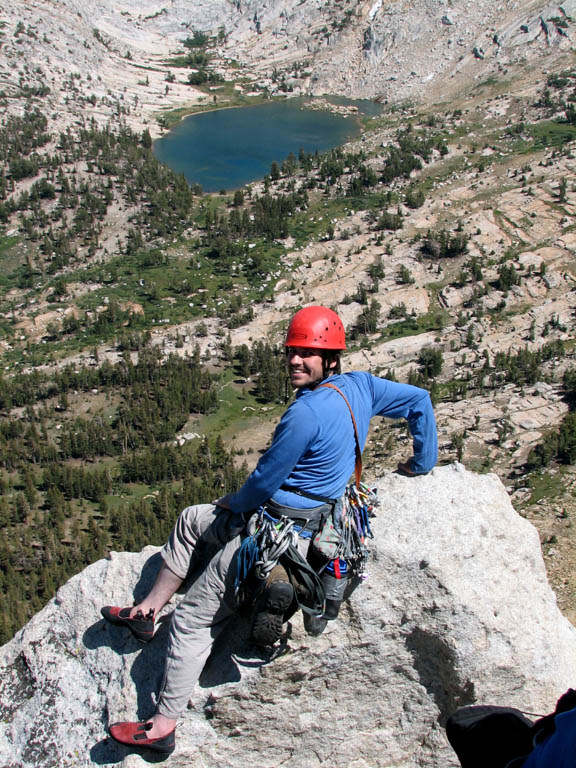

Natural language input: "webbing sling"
[318,382,363,487]
[285,383,369,613]
[315,382,374,582]
[281,382,362,502]
[238,381,364,614]
[282,543,326,616]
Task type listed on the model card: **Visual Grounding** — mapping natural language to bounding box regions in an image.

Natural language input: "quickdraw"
[338,482,378,580]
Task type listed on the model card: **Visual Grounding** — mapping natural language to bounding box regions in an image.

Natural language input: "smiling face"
[286,346,336,389]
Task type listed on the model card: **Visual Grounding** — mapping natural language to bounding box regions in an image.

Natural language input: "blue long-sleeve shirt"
[228,372,437,516]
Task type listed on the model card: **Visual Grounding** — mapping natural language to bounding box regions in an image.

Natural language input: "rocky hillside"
[1,466,575,767]
[2,0,576,132]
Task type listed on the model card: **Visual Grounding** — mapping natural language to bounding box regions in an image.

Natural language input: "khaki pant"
[156,500,327,718]
[157,504,241,719]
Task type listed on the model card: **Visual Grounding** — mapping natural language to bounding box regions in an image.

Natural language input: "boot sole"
[264,581,294,614]
[251,581,294,646]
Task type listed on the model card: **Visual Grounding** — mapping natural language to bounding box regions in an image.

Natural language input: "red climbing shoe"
[109,721,175,754]
[100,606,155,643]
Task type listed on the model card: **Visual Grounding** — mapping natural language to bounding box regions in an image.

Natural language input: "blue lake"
[153,97,374,192]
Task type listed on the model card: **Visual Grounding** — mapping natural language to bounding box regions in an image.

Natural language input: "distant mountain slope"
[2,0,575,132]
[306,0,576,99]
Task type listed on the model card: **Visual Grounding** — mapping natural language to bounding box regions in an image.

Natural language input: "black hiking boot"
[251,565,294,647]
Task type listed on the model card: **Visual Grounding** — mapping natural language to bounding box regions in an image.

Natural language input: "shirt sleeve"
[370,377,438,474]
[226,399,319,516]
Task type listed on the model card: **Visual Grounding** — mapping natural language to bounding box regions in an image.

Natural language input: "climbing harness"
[235,380,378,625]
[235,508,326,615]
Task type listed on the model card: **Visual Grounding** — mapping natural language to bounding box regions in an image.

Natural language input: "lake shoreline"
[155,91,374,132]
[153,97,369,193]
[156,93,288,130]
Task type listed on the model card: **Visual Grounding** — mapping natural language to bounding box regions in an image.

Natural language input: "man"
[522,704,576,767]
[446,689,576,767]
[103,305,437,755]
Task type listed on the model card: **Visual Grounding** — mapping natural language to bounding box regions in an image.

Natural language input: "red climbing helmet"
[285,305,346,350]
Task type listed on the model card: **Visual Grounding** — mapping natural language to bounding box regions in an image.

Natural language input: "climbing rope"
[235,508,299,590]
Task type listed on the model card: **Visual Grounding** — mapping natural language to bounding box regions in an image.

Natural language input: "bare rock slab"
[1,464,574,767]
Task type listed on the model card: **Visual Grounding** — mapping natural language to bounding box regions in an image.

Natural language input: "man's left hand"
[208,507,245,546]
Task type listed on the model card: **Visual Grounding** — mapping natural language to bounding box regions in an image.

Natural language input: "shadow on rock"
[199,616,293,688]
[132,551,165,603]
[405,626,476,724]
[82,618,146,654]
[130,622,171,718]
[198,615,249,688]
[82,552,165,652]
[90,736,171,765]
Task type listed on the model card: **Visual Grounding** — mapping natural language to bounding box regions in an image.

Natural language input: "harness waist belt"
[264,498,331,533]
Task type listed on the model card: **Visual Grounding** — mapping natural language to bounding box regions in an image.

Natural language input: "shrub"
[418,346,443,378]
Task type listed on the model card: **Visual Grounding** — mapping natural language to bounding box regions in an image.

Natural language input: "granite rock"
[0,464,574,767]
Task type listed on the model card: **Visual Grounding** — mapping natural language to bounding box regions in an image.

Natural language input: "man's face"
[286,346,326,389]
